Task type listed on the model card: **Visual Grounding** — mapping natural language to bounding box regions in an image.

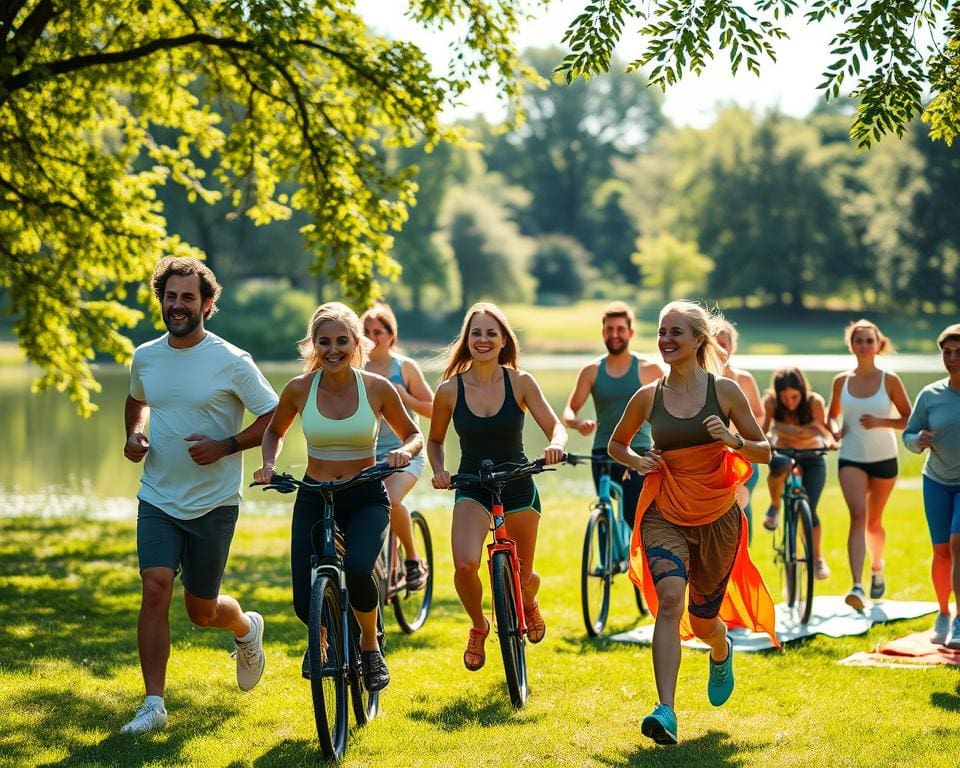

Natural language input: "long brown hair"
[298,302,369,372]
[361,302,400,349]
[442,302,520,379]
[770,367,814,424]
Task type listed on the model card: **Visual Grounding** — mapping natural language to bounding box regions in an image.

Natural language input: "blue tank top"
[375,357,418,454]
[453,368,527,474]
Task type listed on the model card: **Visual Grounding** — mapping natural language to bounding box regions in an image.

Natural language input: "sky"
[355,0,845,128]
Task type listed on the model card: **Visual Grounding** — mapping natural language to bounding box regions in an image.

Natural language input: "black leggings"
[768,453,827,527]
[591,449,645,529]
[291,480,390,622]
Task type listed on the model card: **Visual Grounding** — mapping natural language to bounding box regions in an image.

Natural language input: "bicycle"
[448,457,556,708]
[253,462,403,759]
[768,446,829,624]
[375,507,434,633]
[566,453,648,636]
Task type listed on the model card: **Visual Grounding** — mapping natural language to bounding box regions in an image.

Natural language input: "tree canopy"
[557,0,960,148]
[0,0,532,413]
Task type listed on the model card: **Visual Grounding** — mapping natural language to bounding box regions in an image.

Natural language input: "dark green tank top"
[592,353,652,452]
[453,368,527,473]
[650,373,728,451]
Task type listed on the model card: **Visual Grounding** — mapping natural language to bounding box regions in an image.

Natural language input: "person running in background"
[563,301,663,528]
[903,323,960,647]
[761,366,836,580]
[122,257,278,734]
[609,300,773,746]
[827,319,911,610]
[254,302,422,693]
[715,320,764,542]
[428,302,567,671]
[362,303,435,590]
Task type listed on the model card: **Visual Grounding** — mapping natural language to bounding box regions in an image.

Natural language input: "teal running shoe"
[641,704,678,745]
[708,637,734,706]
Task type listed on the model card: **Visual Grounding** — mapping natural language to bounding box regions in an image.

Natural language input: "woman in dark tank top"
[427,302,567,672]
[608,300,771,747]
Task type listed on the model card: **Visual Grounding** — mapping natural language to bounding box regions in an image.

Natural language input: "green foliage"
[530,234,597,303]
[633,232,712,301]
[0,0,533,414]
[556,0,960,148]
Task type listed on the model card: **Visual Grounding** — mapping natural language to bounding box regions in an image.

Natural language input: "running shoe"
[814,559,831,580]
[235,611,265,691]
[931,612,951,645]
[844,585,866,612]
[945,616,960,650]
[120,703,167,735]
[707,637,735,706]
[869,571,886,600]
[641,704,678,745]
[762,506,779,531]
[360,649,390,691]
[404,559,429,591]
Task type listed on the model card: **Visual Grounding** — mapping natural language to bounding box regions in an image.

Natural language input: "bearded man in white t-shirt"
[120,257,278,735]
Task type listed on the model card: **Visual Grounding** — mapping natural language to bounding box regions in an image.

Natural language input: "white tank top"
[839,371,898,462]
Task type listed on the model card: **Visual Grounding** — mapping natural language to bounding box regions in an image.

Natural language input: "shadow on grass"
[19,686,237,768]
[931,687,960,713]
[406,685,543,730]
[253,739,326,767]
[597,728,756,768]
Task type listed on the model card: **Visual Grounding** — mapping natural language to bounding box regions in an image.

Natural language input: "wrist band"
[228,436,240,454]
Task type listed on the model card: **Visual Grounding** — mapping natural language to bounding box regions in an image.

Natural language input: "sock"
[237,614,257,643]
[145,695,165,713]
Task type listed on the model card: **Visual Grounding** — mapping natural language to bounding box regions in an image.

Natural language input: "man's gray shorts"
[137,499,239,600]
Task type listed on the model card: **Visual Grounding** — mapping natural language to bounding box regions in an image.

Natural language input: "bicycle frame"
[486,489,527,637]
[596,463,630,566]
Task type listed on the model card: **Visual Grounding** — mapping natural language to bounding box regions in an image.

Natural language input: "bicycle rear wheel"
[491,550,528,708]
[785,498,815,624]
[308,575,348,759]
[580,504,613,636]
[392,510,434,633]
[349,608,383,725]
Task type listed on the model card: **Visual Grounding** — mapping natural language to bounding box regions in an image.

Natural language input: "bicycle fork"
[487,507,527,636]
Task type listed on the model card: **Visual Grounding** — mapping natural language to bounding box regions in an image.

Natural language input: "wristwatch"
[227,435,240,454]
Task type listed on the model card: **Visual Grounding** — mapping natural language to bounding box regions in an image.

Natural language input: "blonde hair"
[298,302,371,372]
[361,302,399,348]
[716,319,739,355]
[442,302,521,379]
[659,300,725,376]
[844,318,894,354]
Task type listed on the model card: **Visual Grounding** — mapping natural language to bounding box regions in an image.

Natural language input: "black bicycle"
[376,507,434,633]
[448,457,556,708]
[254,463,404,759]
[769,446,829,624]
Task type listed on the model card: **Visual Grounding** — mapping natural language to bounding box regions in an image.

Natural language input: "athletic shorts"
[136,499,238,600]
[838,457,898,480]
[922,475,960,545]
[640,501,742,620]
[455,478,541,516]
[376,447,426,480]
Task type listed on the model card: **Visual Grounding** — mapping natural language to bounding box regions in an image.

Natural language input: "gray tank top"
[650,374,727,451]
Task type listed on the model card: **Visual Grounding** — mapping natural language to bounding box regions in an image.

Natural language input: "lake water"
[0,354,945,517]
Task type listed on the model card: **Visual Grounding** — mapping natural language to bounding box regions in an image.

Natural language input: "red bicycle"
[449,458,555,708]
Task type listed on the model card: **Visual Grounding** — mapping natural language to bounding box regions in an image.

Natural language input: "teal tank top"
[302,368,379,461]
[592,354,652,452]
[375,357,418,453]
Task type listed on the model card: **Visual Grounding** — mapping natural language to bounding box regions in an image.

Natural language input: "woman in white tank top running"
[826,319,911,611]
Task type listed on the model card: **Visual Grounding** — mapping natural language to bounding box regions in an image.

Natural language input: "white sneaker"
[931,612,951,645]
[235,611,265,691]
[945,616,960,650]
[120,703,167,734]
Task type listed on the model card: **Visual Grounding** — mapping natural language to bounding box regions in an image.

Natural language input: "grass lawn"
[1,473,958,768]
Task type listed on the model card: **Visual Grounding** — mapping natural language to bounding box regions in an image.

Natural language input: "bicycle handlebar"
[251,461,406,494]
[449,457,557,489]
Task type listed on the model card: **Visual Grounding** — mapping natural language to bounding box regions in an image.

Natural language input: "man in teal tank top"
[564,302,664,526]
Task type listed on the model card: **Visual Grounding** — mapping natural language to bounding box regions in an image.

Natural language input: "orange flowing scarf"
[628,442,780,648]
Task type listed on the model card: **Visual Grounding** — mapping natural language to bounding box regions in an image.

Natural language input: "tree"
[0,1,533,413]
[633,233,713,302]
[557,1,960,148]
[530,234,597,303]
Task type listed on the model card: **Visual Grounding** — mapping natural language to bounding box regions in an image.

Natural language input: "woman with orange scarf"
[608,301,773,746]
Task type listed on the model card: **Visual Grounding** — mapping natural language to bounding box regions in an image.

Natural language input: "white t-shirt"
[130,332,279,519]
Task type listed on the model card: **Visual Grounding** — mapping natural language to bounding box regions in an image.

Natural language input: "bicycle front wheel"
[308,575,348,759]
[491,550,528,708]
[392,510,434,633]
[581,504,613,636]
[786,498,815,624]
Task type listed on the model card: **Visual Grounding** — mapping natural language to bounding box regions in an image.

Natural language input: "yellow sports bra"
[302,369,378,461]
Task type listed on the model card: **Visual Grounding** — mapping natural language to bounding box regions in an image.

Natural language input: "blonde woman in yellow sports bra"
[254,302,422,693]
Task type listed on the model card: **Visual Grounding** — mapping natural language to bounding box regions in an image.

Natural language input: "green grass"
[498,300,954,355]
[2,473,958,768]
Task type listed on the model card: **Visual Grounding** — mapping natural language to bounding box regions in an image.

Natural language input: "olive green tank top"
[650,373,728,451]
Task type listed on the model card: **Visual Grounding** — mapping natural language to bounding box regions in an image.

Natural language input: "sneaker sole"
[845,593,865,612]
[944,640,960,650]
[237,612,265,692]
[641,716,678,745]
